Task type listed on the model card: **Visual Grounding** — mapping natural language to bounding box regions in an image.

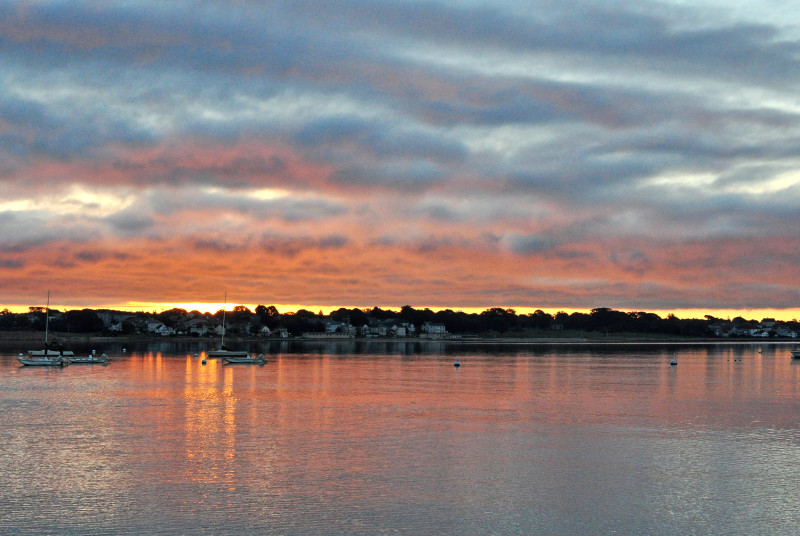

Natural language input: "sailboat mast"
[221,291,227,348]
[44,290,50,350]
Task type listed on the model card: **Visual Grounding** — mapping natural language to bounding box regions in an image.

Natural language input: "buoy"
[202,359,207,365]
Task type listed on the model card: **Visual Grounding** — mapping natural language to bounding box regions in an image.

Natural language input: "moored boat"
[223,353,266,364]
[18,354,68,366]
[207,292,251,360]
[19,291,70,367]
[791,349,800,359]
[208,348,252,359]
[69,353,110,364]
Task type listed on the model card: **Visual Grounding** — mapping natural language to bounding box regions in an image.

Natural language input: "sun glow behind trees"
[0,301,798,323]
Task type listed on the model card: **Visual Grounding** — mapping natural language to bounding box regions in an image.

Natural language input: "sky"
[1,0,799,320]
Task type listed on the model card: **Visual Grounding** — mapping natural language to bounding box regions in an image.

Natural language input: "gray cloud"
[2,0,800,311]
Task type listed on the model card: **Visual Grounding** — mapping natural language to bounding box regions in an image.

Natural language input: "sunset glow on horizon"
[1,1,798,317]
[2,299,798,323]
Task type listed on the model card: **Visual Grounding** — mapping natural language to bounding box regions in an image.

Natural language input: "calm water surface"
[1,341,799,535]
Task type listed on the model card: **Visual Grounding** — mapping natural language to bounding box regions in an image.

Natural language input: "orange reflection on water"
[102,344,800,517]
[183,356,237,487]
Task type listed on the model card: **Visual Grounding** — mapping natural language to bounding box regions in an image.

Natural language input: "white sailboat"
[18,291,69,366]
[207,292,252,362]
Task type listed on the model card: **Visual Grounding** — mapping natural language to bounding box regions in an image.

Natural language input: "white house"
[147,321,176,336]
[421,322,447,334]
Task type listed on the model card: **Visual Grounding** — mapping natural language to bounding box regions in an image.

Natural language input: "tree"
[330,308,352,322]
[588,308,630,333]
[527,309,553,330]
[480,308,518,332]
[64,310,105,333]
[156,308,187,328]
[282,309,322,335]
[256,305,281,328]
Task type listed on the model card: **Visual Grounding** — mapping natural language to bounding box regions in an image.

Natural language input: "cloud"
[502,233,561,255]
[0,0,799,314]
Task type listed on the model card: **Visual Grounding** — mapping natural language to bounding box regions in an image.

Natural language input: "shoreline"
[1,330,795,345]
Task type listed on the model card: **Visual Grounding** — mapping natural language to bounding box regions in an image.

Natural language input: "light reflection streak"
[183,356,237,489]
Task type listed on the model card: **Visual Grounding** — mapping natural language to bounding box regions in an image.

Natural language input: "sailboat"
[207,292,253,362]
[18,291,71,366]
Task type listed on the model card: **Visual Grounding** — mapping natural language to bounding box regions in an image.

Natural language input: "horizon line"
[2,302,798,322]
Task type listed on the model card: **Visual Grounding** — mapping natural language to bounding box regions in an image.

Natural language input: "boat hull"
[224,355,265,364]
[207,350,251,359]
[791,350,800,359]
[69,354,110,364]
[18,356,67,366]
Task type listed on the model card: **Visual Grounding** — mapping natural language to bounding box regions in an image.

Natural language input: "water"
[1,341,799,535]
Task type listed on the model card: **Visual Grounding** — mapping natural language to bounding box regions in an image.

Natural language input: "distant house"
[421,322,447,334]
[180,318,210,336]
[776,327,798,338]
[325,320,347,334]
[324,320,357,336]
[274,328,289,338]
[420,322,448,339]
[256,325,271,337]
[708,324,731,337]
[749,329,770,337]
[370,325,388,337]
[147,320,175,336]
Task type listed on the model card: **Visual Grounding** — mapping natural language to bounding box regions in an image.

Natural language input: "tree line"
[2,305,797,338]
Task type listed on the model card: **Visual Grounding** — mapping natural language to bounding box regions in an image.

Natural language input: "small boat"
[224,353,266,364]
[791,349,800,359]
[454,360,461,368]
[19,291,70,367]
[208,348,252,359]
[69,353,110,364]
[18,353,68,366]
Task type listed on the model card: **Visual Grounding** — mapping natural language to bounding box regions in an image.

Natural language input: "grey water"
[1,341,799,535]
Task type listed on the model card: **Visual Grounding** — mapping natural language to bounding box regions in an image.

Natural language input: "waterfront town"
[1,305,797,340]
